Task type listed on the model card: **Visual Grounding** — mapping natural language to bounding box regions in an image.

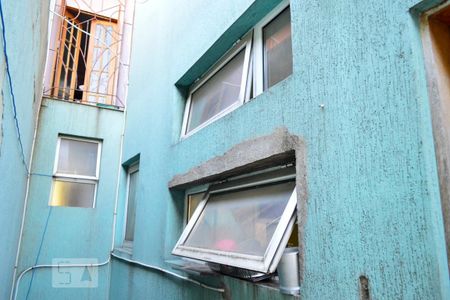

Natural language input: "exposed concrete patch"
[169,127,308,285]
[169,127,301,188]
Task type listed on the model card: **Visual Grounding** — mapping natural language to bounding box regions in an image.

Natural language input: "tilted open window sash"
[173,168,297,273]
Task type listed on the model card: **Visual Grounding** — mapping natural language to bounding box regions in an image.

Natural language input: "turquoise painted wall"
[0,0,49,298]
[110,0,450,299]
[14,99,124,300]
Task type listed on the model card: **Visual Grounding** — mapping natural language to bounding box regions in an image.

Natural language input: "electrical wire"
[13,259,111,300]
[30,172,53,177]
[0,0,29,174]
[13,253,225,300]
[110,253,225,293]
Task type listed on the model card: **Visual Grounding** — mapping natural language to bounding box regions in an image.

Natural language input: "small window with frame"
[123,162,139,248]
[253,1,293,93]
[174,165,298,273]
[49,136,102,208]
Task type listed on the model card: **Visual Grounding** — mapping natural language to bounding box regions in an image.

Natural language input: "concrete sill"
[43,96,125,112]
[166,259,299,298]
[113,246,133,259]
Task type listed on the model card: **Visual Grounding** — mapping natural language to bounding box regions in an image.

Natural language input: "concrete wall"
[109,0,450,299]
[0,0,50,298]
[14,98,124,299]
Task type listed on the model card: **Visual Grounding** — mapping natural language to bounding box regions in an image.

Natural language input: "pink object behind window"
[215,239,237,251]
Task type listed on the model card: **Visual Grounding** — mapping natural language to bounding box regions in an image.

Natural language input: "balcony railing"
[44,0,126,109]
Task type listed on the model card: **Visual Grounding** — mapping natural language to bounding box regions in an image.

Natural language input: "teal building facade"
[0,0,50,299]
[2,0,450,299]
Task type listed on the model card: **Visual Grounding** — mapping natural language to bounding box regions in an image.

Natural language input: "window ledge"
[113,246,133,259]
[42,96,125,112]
[166,259,220,277]
[166,259,299,297]
[169,127,301,189]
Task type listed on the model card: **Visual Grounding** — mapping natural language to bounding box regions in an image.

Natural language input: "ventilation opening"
[359,275,370,300]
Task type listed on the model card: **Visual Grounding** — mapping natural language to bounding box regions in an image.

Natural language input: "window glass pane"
[95,24,105,46]
[69,29,78,70]
[187,49,246,133]
[125,169,139,242]
[65,70,72,100]
[263,7,293,89]
[187,192,205,221]
[62,24,70,66]
[92,48,101,71]
[57,138,99,177]
[89,72,99,92]
[288,218,298,247]
[102,49,111,70]
[50,180,95,207]
[105,26,113,47]
[99,73,109,94]
[183,181,295,256]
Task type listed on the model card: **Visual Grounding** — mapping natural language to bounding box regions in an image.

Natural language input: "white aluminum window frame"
[49,136,102,208]
[123,162,140,248]
[180,0,291,138]
[181,32,253,138]
[53,136,102,180]
[173,171,297,273]
[253,0,291,97]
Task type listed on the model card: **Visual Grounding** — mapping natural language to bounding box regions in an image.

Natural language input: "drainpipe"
[106,0,135,297]
[9,139,35,300]
[110,105,127,252]
[114,0,135,108]
[110,0,136,253]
